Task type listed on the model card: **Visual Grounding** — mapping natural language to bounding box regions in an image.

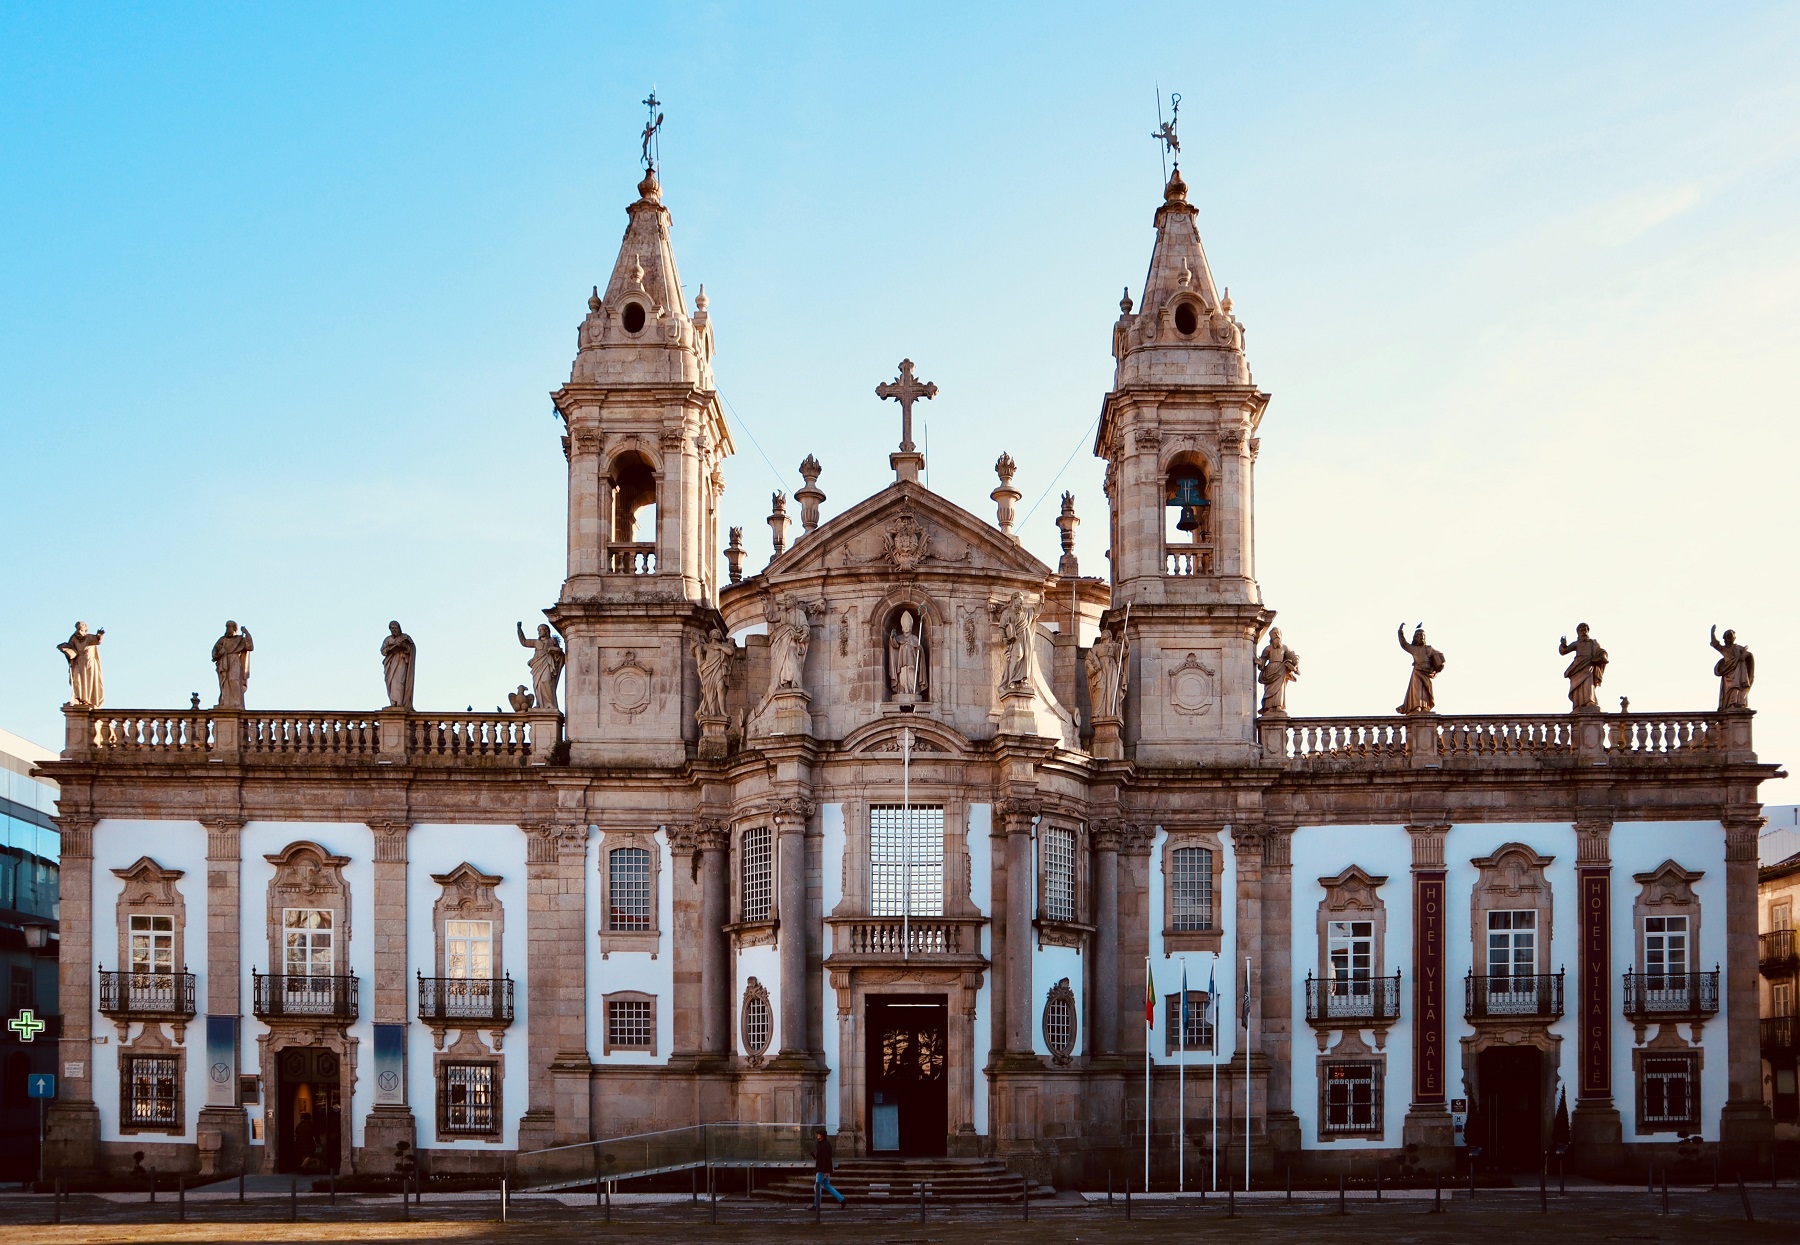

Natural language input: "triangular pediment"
[754,481,1054,588]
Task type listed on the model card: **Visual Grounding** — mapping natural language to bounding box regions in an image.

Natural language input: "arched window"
[611,453,658,545]
[1163,456,1210,546]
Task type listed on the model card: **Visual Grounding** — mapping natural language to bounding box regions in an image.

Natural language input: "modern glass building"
[0,727,59,1182]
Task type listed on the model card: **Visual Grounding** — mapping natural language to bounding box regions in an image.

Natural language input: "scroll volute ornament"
[771,797,816,827]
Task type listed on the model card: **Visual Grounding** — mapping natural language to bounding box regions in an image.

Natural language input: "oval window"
[1174,302,1198,336]
[622,302,646,334]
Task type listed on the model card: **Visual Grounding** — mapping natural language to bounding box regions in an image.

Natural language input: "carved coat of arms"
[884,514,930,571]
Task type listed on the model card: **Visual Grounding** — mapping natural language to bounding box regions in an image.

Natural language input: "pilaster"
[363,820,414,1161]
[1090,821,1123,1056]
[1720,814,1774,1159]
[198,817,249,1176]
[45,814,99,1172]
[773,798,815,1061]
[1402,824,1452,1157]
[993,797,1041,1058]
[1571,818,1623,1172]
[519,821,591,1150]
[1258,824,1301,1153]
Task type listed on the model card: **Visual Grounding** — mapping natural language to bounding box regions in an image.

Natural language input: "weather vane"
[640,89,664,171]
[1152,89,1181,180]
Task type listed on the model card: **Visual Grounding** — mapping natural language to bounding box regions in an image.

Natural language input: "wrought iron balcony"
[418,974,515,1026]
[1465,972,1565,1021]
[252,971,360,1022]
[1759,930,1798,976]
[1622,970,1719,1020]
[1763,1016,1796,1053]
[1304,973,1402,1026]
[97,970,197,1021]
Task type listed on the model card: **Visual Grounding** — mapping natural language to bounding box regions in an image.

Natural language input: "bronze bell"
[1167,476,1207,531]
[1176,505,1204,532]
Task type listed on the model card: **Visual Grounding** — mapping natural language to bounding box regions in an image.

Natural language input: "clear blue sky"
[3,4,1796,798]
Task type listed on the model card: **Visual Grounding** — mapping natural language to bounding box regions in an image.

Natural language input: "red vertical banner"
[1413,872,1446,1104]
[1579,868,1612,1099]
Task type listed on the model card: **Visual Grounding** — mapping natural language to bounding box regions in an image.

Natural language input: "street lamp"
[21,922,50,952]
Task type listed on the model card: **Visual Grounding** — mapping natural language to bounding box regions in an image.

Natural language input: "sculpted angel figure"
[889,610,926,698]
[517,621,566,713]
[764,595,814,691]
[1395,623,1445,715]
[694,628,735,718]
[381,621,417,709]
[1709,626,1754,710]
[58,621,105,708]
[1557,623,1608,710]
[996,592,1037,689]
[1255,626,1300,714]
[211,621,254,709]
[1084,627,1127,720]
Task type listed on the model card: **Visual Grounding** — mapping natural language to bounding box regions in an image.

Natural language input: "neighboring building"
[1,728,60,1181]
[37,154,1779,1186]
[1760,805,1799,1134]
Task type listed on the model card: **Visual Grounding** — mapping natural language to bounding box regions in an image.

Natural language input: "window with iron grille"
[439,1062,497,1136]
[1322,1061,1381,1136]
[1164,992,1214,1054]
[742,983,772,1059]
[607,998,655,1051]
[740,828,773,922]
[1639,1054,1698,1130]
[1171,847,1213,932]
[1043,986,1077,1062]
[123,1055,180,1129]
[869,805,945,918]
[609,847,653,931]
[1041,826,1076,923]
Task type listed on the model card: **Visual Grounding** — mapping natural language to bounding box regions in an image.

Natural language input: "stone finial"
[767,492,790,558]
[991,454,1022,540]
[1120,287,1133,314]
[587,285,601,313]
[725,527,746,585]
[1055,492,1079,576]
[796,456,826,535]
[695,284,709,312]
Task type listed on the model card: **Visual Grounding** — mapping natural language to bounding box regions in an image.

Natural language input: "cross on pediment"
[875,359,938,453]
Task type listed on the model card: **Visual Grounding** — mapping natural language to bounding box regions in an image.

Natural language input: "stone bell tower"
[550,164,733,765]
[1094,167,1271,765]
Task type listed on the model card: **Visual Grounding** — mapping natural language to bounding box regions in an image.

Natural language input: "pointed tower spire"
[1111,168,1247,386]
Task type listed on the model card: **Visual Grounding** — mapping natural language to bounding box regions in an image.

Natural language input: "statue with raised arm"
[1557,623,1608,710]
[1084,627,1127,719]
[764,595,813,691]
[517,621,566,713]
[1395,623,1444,715]
[1256,626,1300,714]
[694,628,734,718]
[58,621,105,708]
[211,621,254,709]
[1709,626,1754,710]
[996,592,1038,689]
[381,621,417,709]
[888,610,926,698]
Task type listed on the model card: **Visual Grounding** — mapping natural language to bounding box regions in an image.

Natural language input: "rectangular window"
[1041,826,1076,923]
[1772,980,1793,1017]
[444,920,493,980]
[1774,901,1793,932]
[1322,1062,1382,1136]
[1487,910,1536,979]
[1164,992,1213,1053]
[740,827,773,922]
[9,966,30,1010]
[1640,1055,1698,1129]
[129,915,175,974]
[606,999,655,1051]
[1327,920,1375,1018]
[608,847,653,931]
[439,1063,496,1136]
[283,909,334,978]
[124,1055,180,1129]
[869,805,945,918]
[1645,916,1689,985]
[1170,847,1214,932]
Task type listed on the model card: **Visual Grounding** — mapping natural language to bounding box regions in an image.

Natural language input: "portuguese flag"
[1145,957,1156,1028]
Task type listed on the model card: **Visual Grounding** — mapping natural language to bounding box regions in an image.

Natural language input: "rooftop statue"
[58,621,105,709]
[517,622,566,713]
[1395,623,1444,716]
[1256,626,1299,714]
[381,621,417,710]
[211,621,253,710]
[1709,625,1754,710]
[1558,623,1608,710]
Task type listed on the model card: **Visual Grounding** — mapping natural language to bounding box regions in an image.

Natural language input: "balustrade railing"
[98,970,197,1020]
[1164,546,1214,576]
[1436,716,1578,759]
[1465,972,1564,1020]
[88,713,213,754]
[242,713,381,758]
[1760,930,1799,975]
[609,543,658,574]
[1304,972,1402,1024]
[1763,1016,1796,1052]
[1622,969,1720,1018]
[1284,719,1410,764]
[76,706,556,766]
[830,917,982,959]
[252,971,360,1021]
[418,974,514,1025]
[1270,710,1745,770]
[1608,714,1722,756]
[408,714,531,763]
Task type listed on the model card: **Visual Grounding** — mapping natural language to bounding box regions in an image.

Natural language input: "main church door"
[865,995,948,1157]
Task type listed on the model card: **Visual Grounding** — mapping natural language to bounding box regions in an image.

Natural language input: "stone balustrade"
[1164,545,1214,576]
[825,915,989,965]
[608,543,658,574]
[243,713,381,757]
[407,713,533,761]
[1264,709,1753,770]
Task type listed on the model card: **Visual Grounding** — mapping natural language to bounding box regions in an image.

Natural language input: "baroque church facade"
[40,155,1778,1185]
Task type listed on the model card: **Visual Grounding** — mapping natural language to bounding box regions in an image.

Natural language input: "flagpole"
[1244,954,1252,1192]
[1144,955,1152,1192]
[1178,956,1186,1194]
[1210,952,1218,1193]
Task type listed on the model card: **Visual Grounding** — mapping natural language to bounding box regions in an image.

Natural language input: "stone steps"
[755,1158,1053,1204]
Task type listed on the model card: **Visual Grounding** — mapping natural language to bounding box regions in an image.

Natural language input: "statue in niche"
[1084,626,1128,720]
[1557,623,1608,710]
[1255,626,1300,714]
[1709,625,1754,709]
[381,621,417,709]
[888,610,927,699]
[764,595,814,691]
[58,621,105,708]
[211,621,254,709]
[516,621,566,713]
[694,628,735,718]
[995,593,1038,689]
[1394,623,1444,715]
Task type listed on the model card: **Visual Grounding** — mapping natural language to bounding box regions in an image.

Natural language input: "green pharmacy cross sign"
[8,1009,46,1042]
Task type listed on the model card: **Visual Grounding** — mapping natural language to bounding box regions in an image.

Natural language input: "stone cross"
[876,359,938,453]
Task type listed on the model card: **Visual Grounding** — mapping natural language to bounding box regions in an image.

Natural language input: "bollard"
[501,1176,508,1223]
[1433,1175,1442,1214]
[53,1175,62,1225]
[1022,1172,1029,1221]
[709,1165,717,1224]
[1712,1155,1720,1193]
[919,1181,926,1223]
[1286,1167,1292,1201]
[1108,1169,1113,1204]
[1125,1176,1131,1220]
[1338,1172,1347,1214]
[1227,1180,1236,1219]
[1539,1162,1546,1213]
[401,1173,410,1222]
[1737,1171,1755,1222]
[290,1176,298,1223]
[1648,1162,1654,1196]
[330,1172,336,1209]
[604,1179,611,1223]
[1661,1166,1669,1216]
[178,1176,186,1222]
[1376,1166,1382,1200]
[1560,1153,1567,1196]
[1470,1158,1477,1200]
[149,1167,157,1204]
[238,1169,245,1203]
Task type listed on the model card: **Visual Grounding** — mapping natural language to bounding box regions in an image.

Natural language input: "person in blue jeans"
[814,1129,847,1206]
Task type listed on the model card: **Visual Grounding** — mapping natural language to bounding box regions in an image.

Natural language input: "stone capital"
[1119,823,1156,856]
[771,797,817,829]
[1574,819,1613,867]
[1406,823,1451,872]
[370,820,410,863]
[1090,819,1126,852]
[526,821,590,863]
[992,797,1042,829]
[200,815,245,861]
[1724,815,1765,864]
[57,814,96,859]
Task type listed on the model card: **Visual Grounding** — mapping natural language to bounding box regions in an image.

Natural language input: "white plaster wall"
[969,802,992,1135]
[819,803,845,1131]
[405,824,528,1149]
[1147,824,1239,1067]
[90,819,209,1144]
[736,942,781,1056]
[240,822,375,1152]
[585,826,675,1064]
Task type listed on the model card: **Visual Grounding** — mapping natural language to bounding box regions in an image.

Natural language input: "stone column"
[567,427,603,580]
[45,814,99,1172]
[1402,824,1453,1160]
[1571,819,1622,1170]
[1259,825,1300,1154]
[996,799,1040,1054]
[363,821,414,1160]
[775,800,814,1058]
[1216,423,1249,579]
[197,817,248,1175]
[1091,823,1123,1056]
[1720,815,1775,1158]
[699,822,731,1057]
[1230,824,1267,1163]
[519,822,591,1150]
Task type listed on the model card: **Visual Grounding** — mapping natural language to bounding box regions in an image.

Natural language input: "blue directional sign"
[27,1073,55,1099]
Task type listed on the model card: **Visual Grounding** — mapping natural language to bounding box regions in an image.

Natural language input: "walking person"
[814,1129,847,1207]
